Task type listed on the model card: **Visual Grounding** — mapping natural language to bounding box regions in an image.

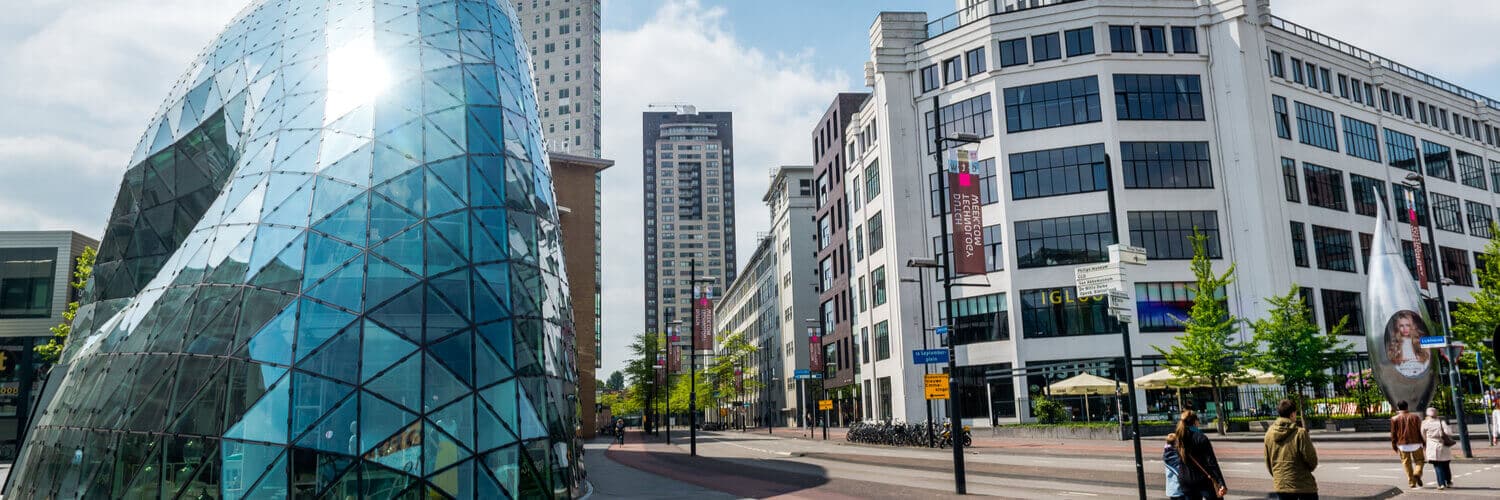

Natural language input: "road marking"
[1339,466,1361,470]
[1057,492,1099,497]
[1358,474,1388,479]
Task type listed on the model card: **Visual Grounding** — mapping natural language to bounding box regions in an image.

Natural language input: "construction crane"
[647,102,697,115]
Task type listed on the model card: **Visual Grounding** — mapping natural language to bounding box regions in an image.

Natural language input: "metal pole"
[690,259,699,456]
[1105,154,1148,500]
[931,95,966,495]
[1417,176,1472,458]
[917,269,936,447]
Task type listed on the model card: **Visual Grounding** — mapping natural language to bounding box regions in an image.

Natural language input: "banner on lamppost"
[669,326,680,344]
[948,147,985,275]
[669,344,682,374]
[735,368,743,391]
[807,328,824,373]
[694,287,714,351]
[1404,189,1428,290]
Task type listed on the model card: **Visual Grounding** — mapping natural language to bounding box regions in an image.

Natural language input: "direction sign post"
[1420,336,1449,349]
[912,348,950,365]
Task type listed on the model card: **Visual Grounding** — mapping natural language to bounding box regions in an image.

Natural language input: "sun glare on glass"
[325,37,390,124]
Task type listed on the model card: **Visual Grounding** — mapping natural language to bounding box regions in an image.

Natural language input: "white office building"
[845,0,1500,426]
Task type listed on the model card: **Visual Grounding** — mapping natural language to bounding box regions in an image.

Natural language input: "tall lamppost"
[1403,172,1473,457]
[686,259,716,456]
[667,320,684,445]
[929,111,983,494]
[905,258,940,448]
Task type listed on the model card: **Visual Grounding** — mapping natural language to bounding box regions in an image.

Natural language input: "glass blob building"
[5,0,581,497]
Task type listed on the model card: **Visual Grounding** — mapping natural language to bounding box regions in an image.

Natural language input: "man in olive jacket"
[1264,399,1319,499]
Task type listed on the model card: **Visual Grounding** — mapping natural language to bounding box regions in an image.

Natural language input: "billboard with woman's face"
[1365,199,1437,410]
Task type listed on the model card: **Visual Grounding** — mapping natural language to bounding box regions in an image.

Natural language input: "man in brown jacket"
[1264,399,1318,499]
[1390,401,1426,488]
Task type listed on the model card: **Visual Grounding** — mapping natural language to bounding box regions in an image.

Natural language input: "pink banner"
[949,148,984,275]
[808,331,824,373]
[694,291,714,351]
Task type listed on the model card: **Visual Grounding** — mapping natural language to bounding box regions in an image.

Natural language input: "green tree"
[707,330,762,403]
[35,246,96,364]
[1452,223,1500,386]
[623,331,662,426]
[606,370,625,391]
[1154,230,1248,434]
[1247,285,1353,421]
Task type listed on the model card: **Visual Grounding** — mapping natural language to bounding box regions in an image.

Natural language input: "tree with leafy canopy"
[606,370,625,391]
[706,330,762,428]
[35,246,96,364]
[1154,230,1248,434]
[1452,223,1500,387]
[623,331,662,429]
[1247,285,1353,423]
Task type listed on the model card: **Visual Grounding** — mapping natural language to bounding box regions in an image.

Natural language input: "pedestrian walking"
[1389,400,1425,488]
[1421,407,1456,490]
[1173,410,1227,499]
[1263,399,1318,499]
[1163,433,1186,500]
[614,418,626,445]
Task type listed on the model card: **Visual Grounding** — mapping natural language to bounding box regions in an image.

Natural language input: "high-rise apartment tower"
[515,0,602,157]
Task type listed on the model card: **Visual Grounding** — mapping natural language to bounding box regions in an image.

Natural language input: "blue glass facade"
[6,0,580,498]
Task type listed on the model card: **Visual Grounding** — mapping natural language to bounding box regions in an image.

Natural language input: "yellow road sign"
[818,399,833,410]
[924,373,949,400]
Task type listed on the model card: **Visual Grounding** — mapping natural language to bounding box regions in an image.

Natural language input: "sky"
[2,1,1499,382]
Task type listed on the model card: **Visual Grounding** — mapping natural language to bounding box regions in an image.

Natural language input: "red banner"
[808,328,824,373]
[949,148,985,275]
[734,368,743,391]
[1407,189,1427,290]
[693,288,714,351]
[669,344,681,373]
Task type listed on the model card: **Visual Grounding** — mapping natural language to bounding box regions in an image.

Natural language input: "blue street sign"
[794,369,810,377]
[1420,335,1448,348]
[912,348,949,365]
[934,325,950,336]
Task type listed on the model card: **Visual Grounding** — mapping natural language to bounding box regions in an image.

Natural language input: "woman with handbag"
[1174,410,1228,499]
[1421,407,1456,489]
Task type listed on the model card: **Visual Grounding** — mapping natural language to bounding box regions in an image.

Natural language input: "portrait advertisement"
[1383,310,1432,377]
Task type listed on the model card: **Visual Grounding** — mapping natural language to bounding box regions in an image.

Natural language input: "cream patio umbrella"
[1134,368,1281,413]
[1046,373,1123,422]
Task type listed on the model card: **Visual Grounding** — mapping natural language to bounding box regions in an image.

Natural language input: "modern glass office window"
[1349,174,1385,217]
[1466,201,1493,239]
[0,247,56,318]
[1113,74,1204,120]
[1381,88,1391,111]
[1020,287,1122,338]
[1003,76,1102,133]
[1140,26,1167,52]
[999,37,1028,67]
[1109,25,1135,53]
[1305,62,1317,89]
[984,225,1004,272]
[921,64,940,92]
[1458,151,1486,190]
[864,160,880,201]
[1127,211,1221,260]
[1491,160,1500,194]
[1120,141,1212,189]
[1338,74,1350,98]
[930,157,999,214]
[1319,68,1332,93]
[925,94,994,152]
[867,212,885,253]
[1272,95,1291,139]
[965,46,987,76]
[1032,33,1061,62]
[872,266,887,306]
[1321,289,1364,336]
[1065,27,1094,57]
[1290,221,1309,267]
[1303,162,1347,211]
[1008,143,1107,200]
[1432,192,1463,234]
[1282,157,1300,202]
[1360,232,1373,271]
[937,293,1010,344]
[875,320,890,360]
[1171,27,1197,53]
[1441,247,1473,286]
[1295,101,1339,151]
[1136,282,1223,332]
[1291,57,1304,83]
[1015,213,1115,268]
[1422,140,1453,181]
[1385,128,1419,172]
[943,56,963,84]
[1393,184,1429,226]
[1312,225,1356,272]
[1341,116,1381,162]
[1269,50,1285,78]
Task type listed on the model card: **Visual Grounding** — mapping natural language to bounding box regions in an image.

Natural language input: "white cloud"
[595,0,852,376]
[1273,0,1500,87]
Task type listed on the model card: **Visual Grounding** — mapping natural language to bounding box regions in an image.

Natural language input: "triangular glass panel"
[430,395,475,451]
[364,353,421,412]
[298,321,360,383]
[424,224,465,276]
[366,420,422,472]
[313,192,369,248]
[425,168,464,216]
[362,320,415,382]
[248,232,305,293]
[423,353,467,412]
[310,177,363,224]
[364,255,420,310]
[304,255,365,312]
[245,300,297,366]
[465,105,502,155]
[372,223,423,275]
[261,184,312,227]
[428,157,468,202]
[247,225,302,279]
[293,392,358,455]
[366,283,423,341]
[239,450,287,500]
[424,285,467,342]
[374,167,423,215]
[517,387,547,440]
[369,193,418,244]
[220,441,285,500]
[294,299,356,362]
[475,400,512,454]
[474,336,511,388]
[427,458,474,499]
[481,445,520,497]
[471,272,506,324]
[170,365,228,436]
[301,233,360,287]
[478,379,515,429]
[223,371,290,444]
[429,330,472,387]
[475,320,513,367]
[378,118,424,161]
[477,465,505,500]
[290,373,354,441]
[421,422,470,477]
[469,157,505,206]
[358,391,417,455]
[372,142,419,184]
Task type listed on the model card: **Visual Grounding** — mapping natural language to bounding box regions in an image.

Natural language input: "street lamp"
[666,319,684,445]
[929,112,982,494]
[686,259,716,457]
[1402,172,1473,458]
[905,257,940,448]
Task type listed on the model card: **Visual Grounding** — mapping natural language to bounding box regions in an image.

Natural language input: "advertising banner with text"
[693,288,714,351]
[808,328,823,373]
[949,148,985,275]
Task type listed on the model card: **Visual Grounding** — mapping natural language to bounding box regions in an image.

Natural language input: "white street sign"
[1078,281,1124,298]
[1108,292,1131,309]
[1109,244,1148,265]
[1112,311,1134,323]
[1074,264,1125,279]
